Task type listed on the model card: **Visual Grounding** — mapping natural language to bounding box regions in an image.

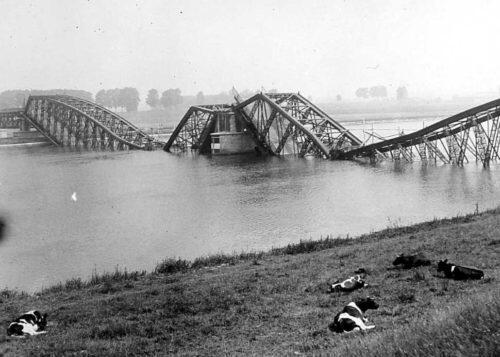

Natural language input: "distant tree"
[268,88,278,93]
[108,88,122,110]
[160,88,182,108]
[95,89,108,107]
[336,94,342,101]
[119,87,140,112]
[397,86,409,100]
[355,87,370,99]
[195,91,205,104]
[146,89,159,108]
[369,85,387,98]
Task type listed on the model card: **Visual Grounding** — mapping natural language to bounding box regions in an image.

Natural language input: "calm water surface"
[1,117,499,292]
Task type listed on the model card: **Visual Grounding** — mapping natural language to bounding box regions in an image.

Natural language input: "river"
[1,115,499,292]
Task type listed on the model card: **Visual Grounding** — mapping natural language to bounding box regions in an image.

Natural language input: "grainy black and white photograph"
[0,0,499,355]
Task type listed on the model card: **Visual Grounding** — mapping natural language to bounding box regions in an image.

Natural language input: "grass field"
[0,209,499,356]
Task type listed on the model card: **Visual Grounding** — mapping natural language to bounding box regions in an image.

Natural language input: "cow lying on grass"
[7,310,48,337]
[392,253,431,269]
[437,259,484,280]
[330,275,367,293]
[328,297,379,333]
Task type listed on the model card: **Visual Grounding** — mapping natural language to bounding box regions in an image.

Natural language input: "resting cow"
[330,275,367,293]
[328,297,379,333]
[392,253,431,269]
[437,259,484,280]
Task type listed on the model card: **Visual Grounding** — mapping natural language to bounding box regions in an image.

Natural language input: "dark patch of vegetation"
[154,258,190,274]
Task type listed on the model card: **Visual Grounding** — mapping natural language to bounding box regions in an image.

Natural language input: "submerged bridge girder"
[342,98,500,167]
[21,95,158,151]
[234,93,362,158]
[164,92,363,159]
[163,104,230,153]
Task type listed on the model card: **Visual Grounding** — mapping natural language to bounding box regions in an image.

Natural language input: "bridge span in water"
[2,93,500,167]
[165,92,500,167]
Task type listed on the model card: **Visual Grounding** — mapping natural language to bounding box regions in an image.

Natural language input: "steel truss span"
[235,93,362,158]
[342,98,500,167]
[163,104,231,153]
[24,95,158,151]
[164,93,362,159]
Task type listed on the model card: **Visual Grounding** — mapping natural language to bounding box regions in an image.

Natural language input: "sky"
[2,0,500,101]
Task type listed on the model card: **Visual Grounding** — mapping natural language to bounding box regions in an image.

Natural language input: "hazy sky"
[2,0,500,100]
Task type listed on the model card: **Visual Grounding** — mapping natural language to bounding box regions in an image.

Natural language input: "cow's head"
[437,259,450,272]
[356,296,379,311]
[393,253,407,266]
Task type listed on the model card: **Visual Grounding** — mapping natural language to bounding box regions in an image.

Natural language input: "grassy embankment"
[1,209,499,356]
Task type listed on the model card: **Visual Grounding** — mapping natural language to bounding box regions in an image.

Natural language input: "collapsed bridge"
[164,92,363,159]
[341,98,500,167]
[165,92,500,167]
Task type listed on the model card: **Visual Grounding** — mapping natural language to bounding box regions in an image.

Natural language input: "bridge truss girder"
[163,105,230,153]
[234,93,362,159]
[24,96,157,151]
[343,99,500,167]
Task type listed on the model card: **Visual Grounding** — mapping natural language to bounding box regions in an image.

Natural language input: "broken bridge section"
[164,92,363,159]
[163,104,231,153]
[342,98,500,167]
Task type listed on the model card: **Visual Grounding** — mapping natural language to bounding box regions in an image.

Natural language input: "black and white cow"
[328,297,379,333]
[7,310,48,337]
[330,275,367,293]
[392,253,431,269]
[437,259,484,280]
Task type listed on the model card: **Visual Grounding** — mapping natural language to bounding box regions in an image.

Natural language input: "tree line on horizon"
[353,85,408,100]
[0,86,411,112]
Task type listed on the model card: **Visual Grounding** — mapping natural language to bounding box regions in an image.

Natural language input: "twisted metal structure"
[342,98,500,167]
[163,104,230,153]
[165,92,363,159]
[22,95,158,150]
[234,92,362,158]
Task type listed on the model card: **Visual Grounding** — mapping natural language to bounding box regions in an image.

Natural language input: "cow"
[392,253,431,269]
[437,259,484,280]
[330,275,367,293]
[7,310,48,337]
[328,297,379,333]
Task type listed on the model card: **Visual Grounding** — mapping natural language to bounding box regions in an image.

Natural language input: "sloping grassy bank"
[1,209,499,356]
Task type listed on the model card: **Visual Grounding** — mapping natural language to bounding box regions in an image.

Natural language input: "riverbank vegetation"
[1,209,499,356]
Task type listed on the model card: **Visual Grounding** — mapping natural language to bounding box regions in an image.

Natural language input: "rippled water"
[1,117,499,292]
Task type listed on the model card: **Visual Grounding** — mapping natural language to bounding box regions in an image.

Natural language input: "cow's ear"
[444,259,448,263]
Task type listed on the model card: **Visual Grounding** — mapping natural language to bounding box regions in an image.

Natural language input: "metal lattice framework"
[234,93,362,158]
[24,95,158,150]
[342,98,500,167]
[0,109,25,129]
[163,104,231,153]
